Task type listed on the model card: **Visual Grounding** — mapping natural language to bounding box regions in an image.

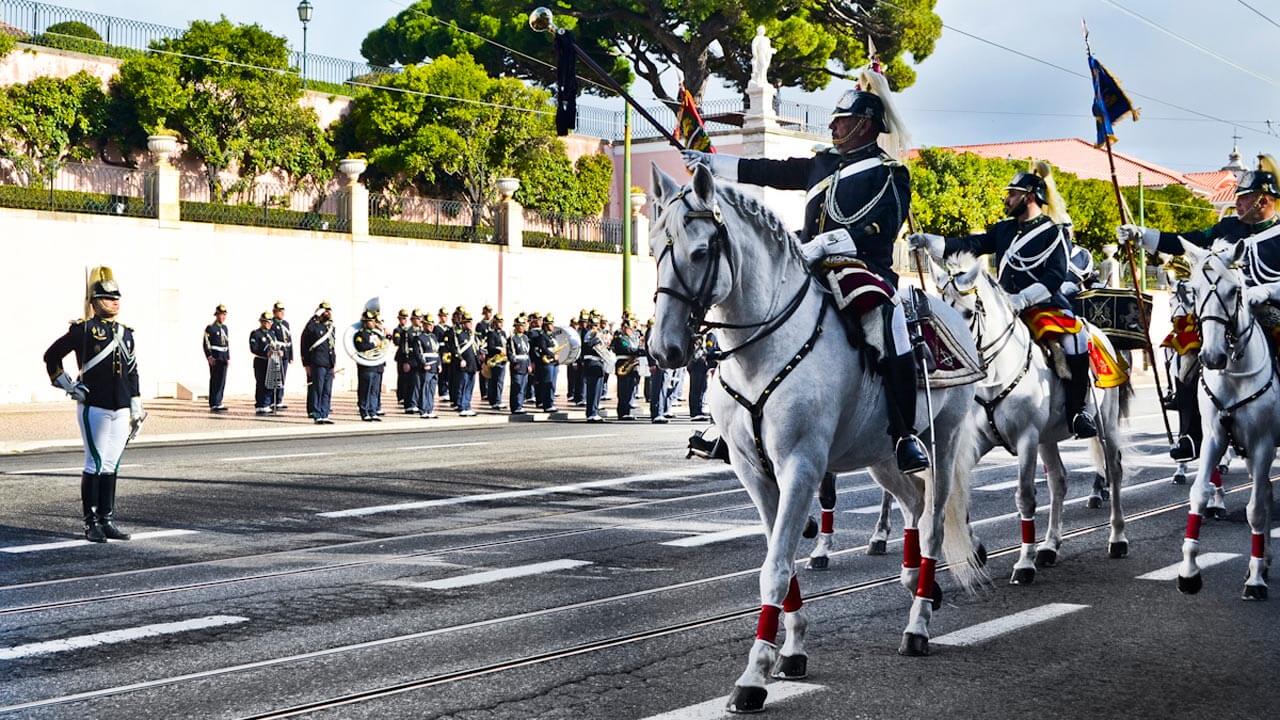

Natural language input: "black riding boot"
[1171,376,1201,461]
[1065,353,1098,439]
[96,473,131,540]
[81,472,106,543]
[885,352,929,473]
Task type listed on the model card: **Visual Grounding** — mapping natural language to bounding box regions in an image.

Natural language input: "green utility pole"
[621,104,633,313]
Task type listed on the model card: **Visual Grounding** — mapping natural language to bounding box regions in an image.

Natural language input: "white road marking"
[318,465,733,517]
[219,452,331,462]
[970,474,1176,529]
[543,433,616,441]
[6,464,140,476]
[848,502,899,515]
[661,526,761,548]
[0,615,247,660]
[396,559,592,590]
[0,529,198,554]
[640,681,824,720]
[1272,527,1280,539]
[400,441,490,451]
[1136,553,1240,581]
[627,520,744,534]
[977,477,1047,492]
[931,603,1089,647]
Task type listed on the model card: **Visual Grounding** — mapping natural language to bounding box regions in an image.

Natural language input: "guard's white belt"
[209,346,229,352]
[513,354,529,360]
[423,353,439,358]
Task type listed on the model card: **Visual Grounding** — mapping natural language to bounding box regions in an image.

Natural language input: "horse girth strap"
[718,301,829,483]
[974,340,1033,455]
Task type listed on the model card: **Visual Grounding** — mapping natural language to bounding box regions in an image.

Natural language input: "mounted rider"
[911,161,1099,440]
[680,67,929,474]
[1117,153,1280,461]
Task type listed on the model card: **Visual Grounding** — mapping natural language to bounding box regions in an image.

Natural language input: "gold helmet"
[1164,254,1192,282]
[85,266,120,319]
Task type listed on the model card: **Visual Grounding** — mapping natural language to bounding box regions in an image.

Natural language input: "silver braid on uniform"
[823,170,892,227]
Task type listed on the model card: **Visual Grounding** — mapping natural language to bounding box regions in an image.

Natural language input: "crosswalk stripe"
[847,502,899,515]
[0,615,247,660]
[400,441,490,451]
[396,559,591,590]
[639,681,824,720]
[1135,553,1239,581]
[5,464,141,476]
[661,526,761,548]
[932,603,1088,647]
[220,452,331,462]
[0,529,198,554]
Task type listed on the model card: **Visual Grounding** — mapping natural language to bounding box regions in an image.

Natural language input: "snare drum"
[1071,288,1153,351]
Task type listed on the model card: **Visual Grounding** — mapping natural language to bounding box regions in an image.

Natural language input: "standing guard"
[534,314,560,411]
[435,307,452,403]
[526,312,544,405]
[687,331,718,421]
[353,310,387,421]
[44,267,143,542]
[612,316,642,421]
[507,315,532,414]
[416,311,442,418]
[581,315,607,422]
[476,304,494,341]
[453,312,480,416]
[269,301,293,409]
[1118,154,1280,460]
[392,308,412,410]
[203,304,230,413]
[912,161,1097,439]
[485,314,509,409]
[249,312,276,415]
[681,66,928,471]
[644,319,670,423]
[301,301,336,424]
[568,314,584,406]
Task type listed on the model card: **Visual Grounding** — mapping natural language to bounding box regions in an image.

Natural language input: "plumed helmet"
[1237,154,1280,198]
[831,89,887,133]
[1006,171,1049,205]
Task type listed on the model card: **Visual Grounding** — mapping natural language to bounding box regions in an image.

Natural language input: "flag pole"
[1085,27,1174,444]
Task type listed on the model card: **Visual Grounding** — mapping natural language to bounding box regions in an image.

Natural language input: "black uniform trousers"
[583,360,604,417]
[307,366,334,419]
[253,358,271,409]
[616,371,639,418]
[274,362,288,406]
[208,362,227,408]
[487,365,506,407]
[357,365,381,418]
[414,369,437,416]
[687,360,709,417]
[396,363,410,407]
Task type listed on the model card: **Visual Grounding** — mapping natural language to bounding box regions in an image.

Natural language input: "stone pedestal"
[337,158,368,240]
[146,134,180,227]
[631,195,650,259]
[495,178,524,251]
[744,83,777,132]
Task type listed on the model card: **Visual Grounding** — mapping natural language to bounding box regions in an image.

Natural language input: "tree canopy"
[360,0,943,103]
[0,71,107,184]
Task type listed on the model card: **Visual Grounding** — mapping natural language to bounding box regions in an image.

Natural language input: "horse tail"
[1119,377,1134,420]
[940,411,988,593]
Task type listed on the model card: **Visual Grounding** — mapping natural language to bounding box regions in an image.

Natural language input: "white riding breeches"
[77,404,130,474]
[860,301,911,359]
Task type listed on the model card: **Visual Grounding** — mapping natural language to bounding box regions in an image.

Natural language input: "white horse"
[936,253,1131,584]
[647,165,986,713]
[1176,240,1276,599]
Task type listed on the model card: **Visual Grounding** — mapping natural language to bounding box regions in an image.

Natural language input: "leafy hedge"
[0,184,153,217]
[369,216,494,243]
[28,32,142,60]
[523,230,620,254]
[179,200,344,232]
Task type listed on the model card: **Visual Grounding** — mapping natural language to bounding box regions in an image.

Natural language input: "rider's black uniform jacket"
[735,141,910,285]
[944,214,1071,311]
[44,317,140,411]
[1158,215,1280,287]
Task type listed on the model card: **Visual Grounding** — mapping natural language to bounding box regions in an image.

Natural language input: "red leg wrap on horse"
[783,576,803,612]
[902,527,921,568]
[820,510,834,535]
[1020,518,1036,545]
[915,557,937,599]
[756,604,781,643]
[1185,513,1203,540]
[1210,466,1223,488]
[1252,533,1266,559]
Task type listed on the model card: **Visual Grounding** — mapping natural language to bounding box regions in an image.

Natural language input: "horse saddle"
[905,289,985,390]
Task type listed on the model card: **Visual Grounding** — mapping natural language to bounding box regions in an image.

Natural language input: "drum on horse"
[932,253,1132,585]
[1176,240,1276,599]
[647,164,987,714]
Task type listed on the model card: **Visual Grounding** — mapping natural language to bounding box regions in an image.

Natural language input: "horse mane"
[713,182,804,262]
[944,250,982,272]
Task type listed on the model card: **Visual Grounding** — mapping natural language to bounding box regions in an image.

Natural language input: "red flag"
[674,88,714,153]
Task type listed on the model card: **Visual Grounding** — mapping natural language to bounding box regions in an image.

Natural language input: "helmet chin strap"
[832,117,871,148]
[92,299,118,319]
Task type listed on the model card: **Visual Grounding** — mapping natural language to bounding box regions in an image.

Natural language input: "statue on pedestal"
[749,26,773,89]
[1099,243,1122,288]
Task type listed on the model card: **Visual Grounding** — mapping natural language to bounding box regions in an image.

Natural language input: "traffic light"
[554,30,578,136]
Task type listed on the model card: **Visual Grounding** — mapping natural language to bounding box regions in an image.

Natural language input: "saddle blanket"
[917,314,986,389]
[824,262,894,315]
[1161,314,1202,356]
[1023,307,1083,341]
[1088,328,1130,389]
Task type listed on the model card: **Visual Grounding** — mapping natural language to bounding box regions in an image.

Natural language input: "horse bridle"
[941,272,1018,372]
[1194,260,1256,365]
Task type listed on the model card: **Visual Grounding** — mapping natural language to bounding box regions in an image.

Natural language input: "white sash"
[308,325,335,352]
[997,221,1058,281]
[80,332,120,378]
[805,157,884,203]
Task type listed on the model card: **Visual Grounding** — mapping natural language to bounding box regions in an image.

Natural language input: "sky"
[54,0,1280,174]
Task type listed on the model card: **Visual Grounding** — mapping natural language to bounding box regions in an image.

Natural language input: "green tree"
[109,17,333,198]
[0,71,107,184]
[516,144,614,216]
[360,0,942,103]
[337,54,555,208]
[0,31,16,60]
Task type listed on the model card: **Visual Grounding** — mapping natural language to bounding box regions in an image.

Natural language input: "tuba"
[550,326,581,364]
[343,297,391,367]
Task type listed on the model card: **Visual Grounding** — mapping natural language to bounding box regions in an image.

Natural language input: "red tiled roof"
[1183,169,1239,205]
[919,137,1190,188]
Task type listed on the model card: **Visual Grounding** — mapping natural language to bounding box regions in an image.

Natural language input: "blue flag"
[1088,55,1139,147]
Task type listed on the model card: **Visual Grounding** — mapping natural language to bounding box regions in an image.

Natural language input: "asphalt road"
[1,389,1276,720]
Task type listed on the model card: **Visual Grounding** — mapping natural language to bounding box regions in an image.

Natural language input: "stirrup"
[687,429,729,463]
[1071,412,1098,439]
[1170,435,1198,462]
[895,435,930,474]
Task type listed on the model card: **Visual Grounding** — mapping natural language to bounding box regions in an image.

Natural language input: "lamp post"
[297,0,313,89]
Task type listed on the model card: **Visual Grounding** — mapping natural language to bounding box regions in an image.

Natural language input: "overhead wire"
[1234,0,1280,30]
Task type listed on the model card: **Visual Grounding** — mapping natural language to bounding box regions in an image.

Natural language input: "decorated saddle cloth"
[823,259,895,316]
[916,311,986,389]
[1161,314,1202,355]
[1022,308,1129,389]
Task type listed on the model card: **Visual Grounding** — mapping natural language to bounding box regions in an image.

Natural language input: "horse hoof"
[726,685,768,714]
[1108,541,1128,559]
[930,581,944,611]
[1086,495,1102,510]
[773,654,808,680]
[867,539,887,556]
[1035,548,1058,567]
[807,555,829,571]
[898,632,930,657]
[972,542,989,568]
[1206,507,1227,521]
[1172,473,1188,485]
[1242,585,1268,601]
[1010,567,1036,586]
[1178,573,1203,595]
[802,516,818,539]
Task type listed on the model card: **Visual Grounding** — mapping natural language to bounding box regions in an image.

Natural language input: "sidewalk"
[0,390,588,455]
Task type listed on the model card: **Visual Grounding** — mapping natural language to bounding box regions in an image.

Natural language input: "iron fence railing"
[0,160,156,217]
[368,194,495,244]
[524,210,623,253]
[593,95,828,142]
[179,177,345,232]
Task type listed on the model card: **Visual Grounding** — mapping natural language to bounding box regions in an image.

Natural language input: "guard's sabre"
[529,7,686,151]
[905,211,939,474]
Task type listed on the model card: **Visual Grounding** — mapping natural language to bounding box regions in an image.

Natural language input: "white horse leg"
[1242,445,1274,600]
[727,468,781,714]
[1179,431,1228,594]
[808,472,838,570]
[867,490,894,556]
[1206,460,1229,520]
[869,464,924,595]
[901,462,953,656]
[1172,460,1191,486]
[1086,437,1110,508]
[1010,436,1040,585]
[1101,393,1128,558]
[1036,441,1068,567]
[776,581,810,678]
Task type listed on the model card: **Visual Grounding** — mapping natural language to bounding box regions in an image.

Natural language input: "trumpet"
[486,351,508,368]
[617,357,640,375]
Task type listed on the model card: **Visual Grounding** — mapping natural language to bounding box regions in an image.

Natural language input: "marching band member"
[485,314,509,409]
[269,301,293,409]
[507,315,532,414]
[249,311,276,415]
[682,66,927,471]
[392,308,412,411]
[643,318,670,424]
[581,315,607,422]
[533,314,559,412]
[912,161,1097,439]
[44,267,143,542]
[1117,153,1280,460]
[611,316,642,421]
[568,313,584,406]
[453,311,479,416]
[417,311,442,418]
[435,307,451,403]
[203,304,230,413]
[687,331,718,422]
[301,301,336,424]
[353,310,386,421]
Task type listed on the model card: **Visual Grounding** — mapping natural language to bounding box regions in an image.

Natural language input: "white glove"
[800,229,858,265]
[907,232,945,259]
[680,149,711,172]
[1117,224,1161,252]
[1060,281,1080,297]
[1008,293,1030,313]
[1009,283,1050,313]
[53,372,88,402]
[1245,284,1276,307]
[129,397,147,439]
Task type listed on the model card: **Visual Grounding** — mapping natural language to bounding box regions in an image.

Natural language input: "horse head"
[1183,239,1249,370]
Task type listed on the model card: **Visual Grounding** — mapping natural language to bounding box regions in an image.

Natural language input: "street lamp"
[297,0,313,89]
